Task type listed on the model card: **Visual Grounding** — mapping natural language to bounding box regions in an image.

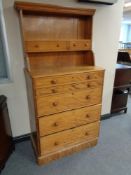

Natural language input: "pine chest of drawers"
[25,66,104,164]
[15,2,105,165]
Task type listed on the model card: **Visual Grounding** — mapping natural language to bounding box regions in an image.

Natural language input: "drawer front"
[38,105,101,136]
[33,71,104,88]
[40,121,100,155]
[25,40,67,53]
[36,88,102,117]
[25,40,91,53]
[70,40,91,51]
[35,80,103,96]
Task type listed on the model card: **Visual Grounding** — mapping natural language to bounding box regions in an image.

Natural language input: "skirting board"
[13,133,30,144]
[101,113,111,120]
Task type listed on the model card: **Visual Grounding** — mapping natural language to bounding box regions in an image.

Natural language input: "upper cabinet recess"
[15,2,96,70]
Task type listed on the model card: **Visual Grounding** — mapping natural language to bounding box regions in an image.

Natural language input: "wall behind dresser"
[0,0,124,137]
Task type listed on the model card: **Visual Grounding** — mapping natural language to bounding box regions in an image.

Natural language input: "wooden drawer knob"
[53,122,58,127]
[86,114,90,118]
[51,80,57,84]
[73,43,76,47]
[87,75,91,80]
[85,43,88,47]
[87,84,91,88]
[52,89,57,93]
[86,95,90,100]
[52,102,58,107]
[35,44,39,48]
[85,132,89,136]
[56,44,60,47]
[54,141,59,146]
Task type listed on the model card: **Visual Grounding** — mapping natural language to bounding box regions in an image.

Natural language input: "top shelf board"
[14,1,95,17]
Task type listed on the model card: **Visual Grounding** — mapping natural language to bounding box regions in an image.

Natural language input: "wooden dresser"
[15,1,104,165]
[0,96,14,172]
[111,64,131,114]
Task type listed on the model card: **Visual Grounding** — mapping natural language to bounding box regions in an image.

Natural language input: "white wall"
[120,23,128,42]
[0,0,124,137]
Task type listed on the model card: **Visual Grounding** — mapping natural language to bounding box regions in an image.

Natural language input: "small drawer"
[35,80,103,96]
[40,121,100,155]
[70,40,91,51]
[38,105,101,136]
[36,88,102,117]
[33,71,104,88]
[25,40,67,52]
[25,40,91,53]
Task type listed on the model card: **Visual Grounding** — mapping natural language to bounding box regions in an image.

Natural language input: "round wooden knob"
[51,80,57,84]
[52,102,58,107]
[87,84,90,88]
[35,44,39,48]
[56,44,60,47]
[85,132,89,136]
[52,89,57,93]
[87,75,90,80]
[53,122,58,127]
[54,141,59,146]
[86,95,90,100]
[85,43,88,47]
[73,43,76,47]
[86,114,90,118]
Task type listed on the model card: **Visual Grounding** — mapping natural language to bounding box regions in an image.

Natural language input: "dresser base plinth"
[36,139,98,165]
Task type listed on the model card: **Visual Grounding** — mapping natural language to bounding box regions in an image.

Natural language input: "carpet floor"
[1,98,131,175]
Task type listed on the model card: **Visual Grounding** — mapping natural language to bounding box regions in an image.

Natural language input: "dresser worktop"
[26,66,104,78]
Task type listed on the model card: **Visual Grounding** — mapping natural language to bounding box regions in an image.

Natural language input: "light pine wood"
[16,2,95,70]
[35,80,103,96]
[70,40,91,51]
[38,105,101,136]
[37,139,97,165]
[40,121,99,155]
[36,88,102,117]
[15,2,95,16]
[29,66,104,78]
[32,69,104,87]
[24,70,41,155]
[22,16,88,41]
[25,40,91,53]
[15,1,105,165]
[25,40,67,53]
[27,52,91,71]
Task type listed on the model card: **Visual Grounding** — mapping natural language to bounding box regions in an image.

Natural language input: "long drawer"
[35,80,103,97]
[40,121,100,155]
[33,71,104,88]
[38,105,101,136]
[36,88,102,117]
